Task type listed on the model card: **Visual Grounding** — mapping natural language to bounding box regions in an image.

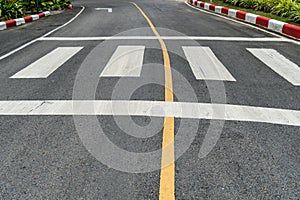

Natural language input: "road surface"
[0,0,299,199]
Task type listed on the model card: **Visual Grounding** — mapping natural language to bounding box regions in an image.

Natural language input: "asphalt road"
[0,0,299,199]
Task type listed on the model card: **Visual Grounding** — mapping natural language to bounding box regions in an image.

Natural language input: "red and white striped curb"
[0,11,50,31]
[189,0,300,39]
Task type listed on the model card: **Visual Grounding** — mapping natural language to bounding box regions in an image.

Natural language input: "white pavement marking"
[38,36,291,42]
[95,8,112,12]
[0,100,299,126]
[10,47,83,78]
[247,48,300,86]
[182,46,236,81]
[100,46,145,77]
[0,6,85,61]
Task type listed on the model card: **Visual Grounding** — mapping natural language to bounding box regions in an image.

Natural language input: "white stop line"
[0,100,299,126]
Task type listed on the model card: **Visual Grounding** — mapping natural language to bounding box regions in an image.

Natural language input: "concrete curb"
[0,11,51,31]
[189,0,300,40]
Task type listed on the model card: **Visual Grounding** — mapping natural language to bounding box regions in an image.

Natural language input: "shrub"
[222,0,300,23]
[290,4,300,21]
[272,0,297,17]
[0,0,24,20]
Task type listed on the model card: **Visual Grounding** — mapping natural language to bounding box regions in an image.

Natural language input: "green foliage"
[24,0,70,12]
[290,4,300,21]
[0,0,24,20]
[39,0,70,11]
[222,0,300,23]
[0,0,71,20]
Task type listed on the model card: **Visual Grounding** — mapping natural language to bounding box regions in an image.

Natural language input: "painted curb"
[189,0,300,40]
[0,11,51,31]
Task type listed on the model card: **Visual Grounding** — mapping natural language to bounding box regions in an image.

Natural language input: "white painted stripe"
[0,6,85,62]
[204,3,210,10]
[0,22,6,30]
[268,19,286,33]
[0,100,299,126]
[248,48,300,86]
[215,6,223,13]
[228,9,238,17]
[182,46,236,81]
[100,46,145,77]
[245,13,258,24]
[38,36,290,42]
[95,8,112,12]
[43,11,51,16]
[11,47,83,78]
[31,14,39,21]
[196,1,201,7]
[15,18,25,26]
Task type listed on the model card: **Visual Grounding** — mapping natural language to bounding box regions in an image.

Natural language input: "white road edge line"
[0,100,299,126]
[0,6,86,61]
[38,36,291,41]
[184,2,300,46]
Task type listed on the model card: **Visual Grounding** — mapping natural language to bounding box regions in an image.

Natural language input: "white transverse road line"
[95,8,112,12]
[38,36,291,42]
[11,47,83,78]
[100,46,145,77]
[0,100,299,127]
[182,46,236,81]
[0,6,85,61]
[247,48,300,86]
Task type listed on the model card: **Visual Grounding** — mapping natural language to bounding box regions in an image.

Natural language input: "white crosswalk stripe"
[8,46,300,87]
[10,47,83,79]
[182,46,236,81]
[100,45,145,77]
[247,48,300,86]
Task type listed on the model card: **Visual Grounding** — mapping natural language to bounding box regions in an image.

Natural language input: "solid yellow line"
[131,2,175,200]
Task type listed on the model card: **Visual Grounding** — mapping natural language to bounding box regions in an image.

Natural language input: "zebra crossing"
[10,47,83,79]
[9,45,300,86]
[100,45,145,77]
[182,46,236,81]
[247,48,300,86]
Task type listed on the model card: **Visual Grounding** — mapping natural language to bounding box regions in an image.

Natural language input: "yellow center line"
[130,2,175,200]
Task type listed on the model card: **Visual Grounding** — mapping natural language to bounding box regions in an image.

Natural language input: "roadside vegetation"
[0,0,71,21]
[204,0,300,25]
